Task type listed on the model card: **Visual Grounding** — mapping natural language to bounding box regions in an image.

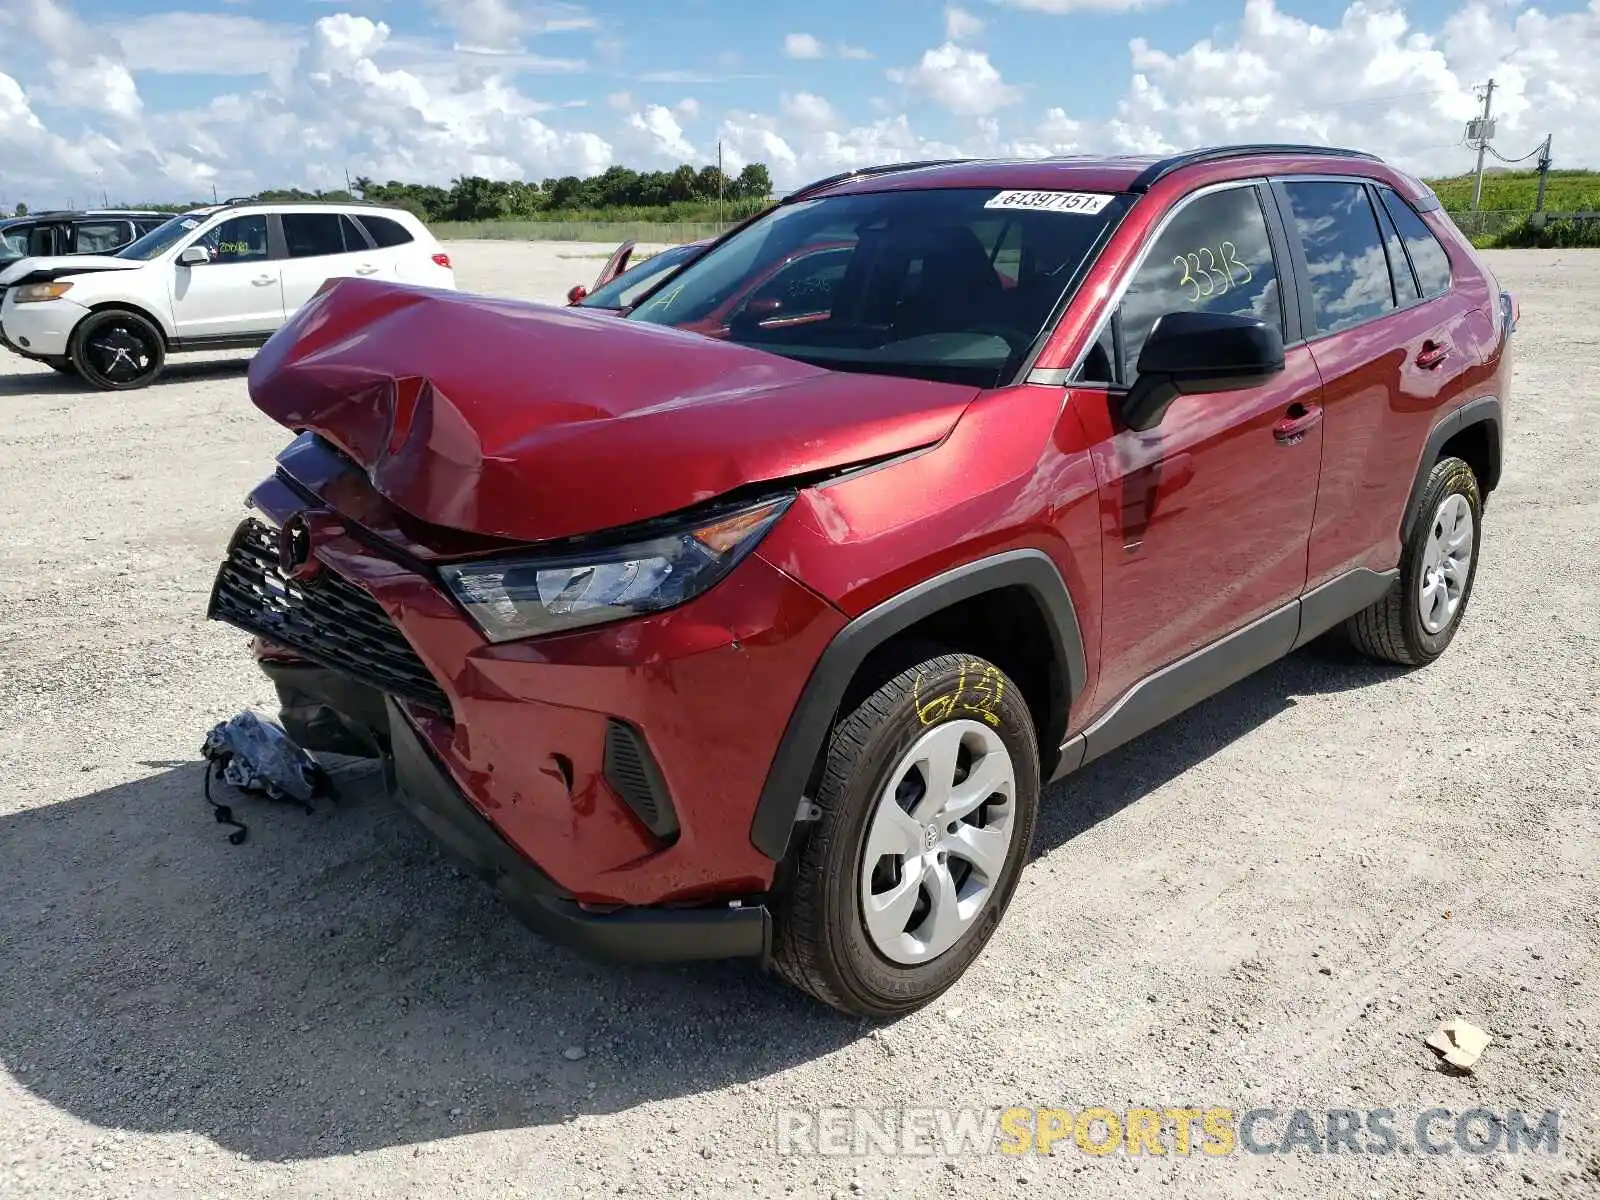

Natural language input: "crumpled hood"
[246,277,978,543]
[0,255,145,286]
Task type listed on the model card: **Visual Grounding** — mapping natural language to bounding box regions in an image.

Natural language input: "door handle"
[354,264,379,276]
[1415,341,1450,369]
[1273,402,1323,445]
[251,275,275,286]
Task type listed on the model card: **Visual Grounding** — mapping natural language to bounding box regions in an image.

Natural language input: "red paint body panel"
[246,277,978,544]
[757,383,1106,732]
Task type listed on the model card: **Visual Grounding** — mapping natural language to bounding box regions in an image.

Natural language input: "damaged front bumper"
[258,655,772,963]
[380,694,772,964]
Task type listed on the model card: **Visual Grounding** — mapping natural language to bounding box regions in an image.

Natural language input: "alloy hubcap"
[89,325,154,383]
[859,719,1016,965]
[1419,492,1474,634]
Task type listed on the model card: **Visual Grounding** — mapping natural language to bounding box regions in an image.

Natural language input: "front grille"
[208,517,452,716]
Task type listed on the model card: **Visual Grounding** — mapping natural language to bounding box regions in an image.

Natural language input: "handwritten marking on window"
[1172,241,1254,303]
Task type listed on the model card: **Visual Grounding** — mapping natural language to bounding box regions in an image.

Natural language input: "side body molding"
[749,549,1088,861]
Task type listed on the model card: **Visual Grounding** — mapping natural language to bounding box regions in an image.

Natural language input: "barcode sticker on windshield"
[984,190,1113,215]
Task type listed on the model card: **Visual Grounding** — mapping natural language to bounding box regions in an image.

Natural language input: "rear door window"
[283,212,368,258]
[1372,193,1421,305]
[1280,180,1395,335]
[74,221,132,254]
[1376,187,1452,297]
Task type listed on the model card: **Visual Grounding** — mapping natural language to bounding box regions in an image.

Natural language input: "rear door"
[169,213,285,340]
[1272,178,1484,586]
[277,212,384,316]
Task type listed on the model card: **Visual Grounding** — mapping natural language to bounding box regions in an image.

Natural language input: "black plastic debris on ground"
[199,710,335,844]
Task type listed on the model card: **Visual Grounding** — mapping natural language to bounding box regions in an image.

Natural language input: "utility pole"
[1470,77,1495,211]
[717,139,724,232]
[1535,133,1553,212]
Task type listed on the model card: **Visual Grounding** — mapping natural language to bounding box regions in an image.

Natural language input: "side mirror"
[567,284,587,305]
[178,245,211,266]
[1120,311,1285,432]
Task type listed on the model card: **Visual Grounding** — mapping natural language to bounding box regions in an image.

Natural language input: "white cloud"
[781,91,837,129]
[888,42,1021,116]
[675,97,700,119]
[112,13,306,77]
[626,104,695,161]
[996,0,1160,11]
[783,32,824,59]
[945,6,985,39]
[605,90,631,110]
[839,44,874,60]
[425,0,595,54]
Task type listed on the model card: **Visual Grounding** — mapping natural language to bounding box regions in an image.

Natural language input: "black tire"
[44,356,76,376]
[772,652,1040,1018]
[1344,455,1483,666]
[69,309,165,391]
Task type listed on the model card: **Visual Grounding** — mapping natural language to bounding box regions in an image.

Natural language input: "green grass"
[1427,169,1600,214]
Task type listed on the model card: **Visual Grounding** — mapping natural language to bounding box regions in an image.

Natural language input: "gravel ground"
[0,242,1596,1200]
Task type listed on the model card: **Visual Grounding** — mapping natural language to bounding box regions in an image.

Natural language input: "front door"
[1071,181,1325,710]
[169,213,284,340]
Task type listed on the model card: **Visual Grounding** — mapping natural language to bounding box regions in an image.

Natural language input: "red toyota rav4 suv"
[211,145,1515,1018]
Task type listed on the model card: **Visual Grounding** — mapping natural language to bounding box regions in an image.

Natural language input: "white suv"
[0,200,456,390]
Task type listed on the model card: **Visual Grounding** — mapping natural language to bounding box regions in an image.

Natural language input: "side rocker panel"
[748,548,1087,861]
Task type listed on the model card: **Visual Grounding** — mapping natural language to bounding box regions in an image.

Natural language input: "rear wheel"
[70,309,165,391]
[771,652,1040,1018]
[1345,455,1482,666]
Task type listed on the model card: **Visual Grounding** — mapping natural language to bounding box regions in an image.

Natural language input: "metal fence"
[1441,210,1527,239]
[433,220,724,245]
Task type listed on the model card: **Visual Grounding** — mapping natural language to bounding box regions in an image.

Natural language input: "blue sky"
[2,0,1597,205]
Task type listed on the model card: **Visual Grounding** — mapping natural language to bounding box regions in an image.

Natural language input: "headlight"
[439,494,793,642]
[13,282,73,304]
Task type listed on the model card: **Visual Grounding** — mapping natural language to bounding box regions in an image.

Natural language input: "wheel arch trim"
[80,299,176,345]
[1400,395,1501,544]
[749,548,1087,862]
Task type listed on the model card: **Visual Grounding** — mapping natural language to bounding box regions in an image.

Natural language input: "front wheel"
[1344,455,1483,666]
[44,356,76,376]
[771,652,1040,1018]
[70,309,166,391]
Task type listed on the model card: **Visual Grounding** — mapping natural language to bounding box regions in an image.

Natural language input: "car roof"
[791,144,1439,210]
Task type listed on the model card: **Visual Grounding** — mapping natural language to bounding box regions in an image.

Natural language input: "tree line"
[2,162,775,224]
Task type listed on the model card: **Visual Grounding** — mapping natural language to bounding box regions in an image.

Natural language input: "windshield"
[579,242,703,310]
[626,187,1125,387]
[117,212,208,261]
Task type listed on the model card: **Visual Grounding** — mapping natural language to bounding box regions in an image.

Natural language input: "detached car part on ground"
[209,144,1515,1018]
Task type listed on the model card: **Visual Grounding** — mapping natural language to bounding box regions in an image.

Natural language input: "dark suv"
[209,144,1515,1018]
[0,209,169,266]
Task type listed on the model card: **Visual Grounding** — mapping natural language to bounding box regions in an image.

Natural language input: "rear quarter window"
[358,215,416,248]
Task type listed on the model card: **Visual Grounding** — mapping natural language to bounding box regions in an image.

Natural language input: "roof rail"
[783,158,977,204]
[1128,144,1384,193]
